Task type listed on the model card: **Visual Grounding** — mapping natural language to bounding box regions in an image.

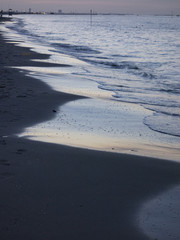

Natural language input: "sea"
[1,14,180,160]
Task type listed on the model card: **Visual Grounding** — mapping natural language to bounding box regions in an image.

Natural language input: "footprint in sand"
[0,159,10,166]
[16,149,27,155]
[0,159,13,180]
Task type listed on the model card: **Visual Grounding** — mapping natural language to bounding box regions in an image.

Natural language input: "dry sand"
[0,28,180,240]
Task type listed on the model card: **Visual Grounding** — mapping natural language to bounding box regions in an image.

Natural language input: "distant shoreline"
[1,12,180,16]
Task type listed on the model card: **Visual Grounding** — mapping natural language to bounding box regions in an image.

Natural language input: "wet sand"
[0,29,180,239]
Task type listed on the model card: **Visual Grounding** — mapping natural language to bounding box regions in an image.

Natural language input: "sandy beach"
[1,24,180,240]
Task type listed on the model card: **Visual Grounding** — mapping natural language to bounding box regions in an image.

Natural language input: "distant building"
[58,9,62,14]
[29,8,32,13]
[9,9,12,16]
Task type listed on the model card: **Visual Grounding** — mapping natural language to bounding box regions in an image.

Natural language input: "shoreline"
[19,97,180,161]
[2,17,179,162]
[0,30,84,137]
[1,29,180,239]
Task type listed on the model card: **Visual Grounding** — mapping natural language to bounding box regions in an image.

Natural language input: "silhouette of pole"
[90,9,92,26]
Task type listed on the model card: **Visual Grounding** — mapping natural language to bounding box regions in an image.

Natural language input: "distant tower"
[58,9,62,14]
[29,8,32,14]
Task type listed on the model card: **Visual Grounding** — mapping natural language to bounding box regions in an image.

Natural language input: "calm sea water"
[3,14,180,140]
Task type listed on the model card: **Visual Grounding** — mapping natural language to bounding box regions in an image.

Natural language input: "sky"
[1,0,180,14]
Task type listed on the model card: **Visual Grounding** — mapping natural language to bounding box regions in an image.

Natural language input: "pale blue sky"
[1,0,180,14]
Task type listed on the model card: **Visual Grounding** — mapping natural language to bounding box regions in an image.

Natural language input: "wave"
[111,54,136,58]
[98,84,131,94]
[144,113,180,137]
[84,58,140,70]
[103,61,140,70]
[51,42,157,81]
[10,19,157,81]
[159,83,180,94]
[140,72,156,79]
[112,91,179,107]
[144,105,180,117]
[109,89,180,137]
[83,58,157,79]
[98,82,180,100]
[52,43,101,54]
